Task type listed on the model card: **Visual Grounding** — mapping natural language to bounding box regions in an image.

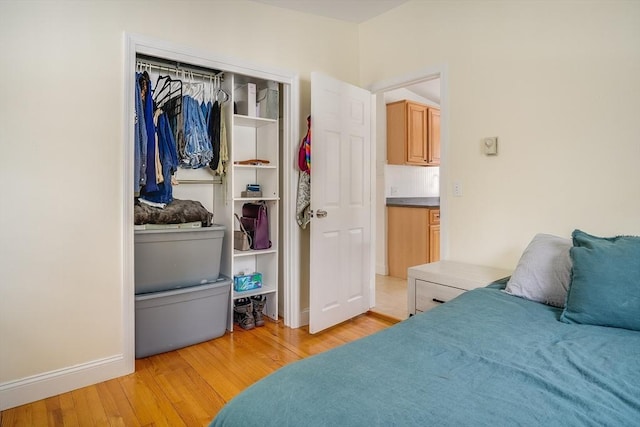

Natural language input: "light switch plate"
[483,137,498,155]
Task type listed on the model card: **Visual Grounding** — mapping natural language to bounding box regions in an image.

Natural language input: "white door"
[309,72,372,334]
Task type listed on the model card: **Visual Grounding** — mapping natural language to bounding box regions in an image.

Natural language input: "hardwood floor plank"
[1,314,393,426]
[70,386,109,426]
[101,379,141,427]
[58,392,80,427]
[43,397,63,426]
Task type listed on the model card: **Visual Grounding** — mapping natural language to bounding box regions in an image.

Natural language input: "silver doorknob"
[316,209,328,218]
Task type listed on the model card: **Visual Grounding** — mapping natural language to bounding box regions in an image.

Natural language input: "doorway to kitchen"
[369,68,446,321]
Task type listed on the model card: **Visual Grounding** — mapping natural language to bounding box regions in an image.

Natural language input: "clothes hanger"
[215,75,229,104]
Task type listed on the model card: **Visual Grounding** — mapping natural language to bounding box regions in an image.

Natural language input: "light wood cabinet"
[387,100,440,166]
[429,225,440,263]
[427,107,440,165]
[387,207,440,279]
[428,209,440,263]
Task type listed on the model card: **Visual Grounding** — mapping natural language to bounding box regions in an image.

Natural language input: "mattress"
[211,282,640,426]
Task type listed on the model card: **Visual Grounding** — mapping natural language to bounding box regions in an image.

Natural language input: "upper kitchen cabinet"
[387,100,440,166]
[427,107,440,165]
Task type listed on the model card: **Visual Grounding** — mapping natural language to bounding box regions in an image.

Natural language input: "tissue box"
[234,273,263,292]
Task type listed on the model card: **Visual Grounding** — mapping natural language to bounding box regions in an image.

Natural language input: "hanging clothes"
[296,116,311,228]
[298,115,311,173]
[134,73,148,195]
[139,111,179,205]
[208,100,221,171]
[182,95,213,168]
[175,96,186,164]
[296,171,311,229]
[153,109,164,184]
[140,71,159,192]
[214,103,228,177]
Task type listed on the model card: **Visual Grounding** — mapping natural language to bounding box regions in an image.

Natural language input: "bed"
[211,230,640,426]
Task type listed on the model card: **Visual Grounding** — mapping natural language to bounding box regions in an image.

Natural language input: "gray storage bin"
[135,277,231,358]
[134,225,225,294]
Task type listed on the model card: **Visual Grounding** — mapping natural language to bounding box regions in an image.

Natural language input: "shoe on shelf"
[233,298,255,330]
[250,295,267,327]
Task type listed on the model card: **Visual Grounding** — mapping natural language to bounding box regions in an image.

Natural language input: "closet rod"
[136,57,224,81]
[177,178,222,184]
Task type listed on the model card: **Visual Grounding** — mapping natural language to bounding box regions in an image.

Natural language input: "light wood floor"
[0,313,395,426]
[371,274,408,320]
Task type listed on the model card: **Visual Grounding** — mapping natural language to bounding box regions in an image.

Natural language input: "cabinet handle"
[432,298,445,304]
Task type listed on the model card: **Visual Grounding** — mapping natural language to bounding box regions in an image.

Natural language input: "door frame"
[367,65,449,303]
[287,65,449,327]
[123,33,300,364]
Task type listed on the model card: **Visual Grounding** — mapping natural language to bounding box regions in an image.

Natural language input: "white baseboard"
[376,262,388,276]
[299,307,309,327]
[0,354,133,411]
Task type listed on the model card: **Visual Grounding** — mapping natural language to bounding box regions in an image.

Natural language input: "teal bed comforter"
[211,283,640,426]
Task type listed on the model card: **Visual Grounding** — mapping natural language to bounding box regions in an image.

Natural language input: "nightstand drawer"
[415,279,465,313]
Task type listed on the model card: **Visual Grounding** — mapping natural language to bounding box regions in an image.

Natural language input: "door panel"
[310,72,372,334]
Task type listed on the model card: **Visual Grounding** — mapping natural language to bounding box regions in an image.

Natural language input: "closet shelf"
[232,284,277,300]
[234,114,277,128]
[233,247,277,257]
[233,197,279,202]
[233,164,277,169]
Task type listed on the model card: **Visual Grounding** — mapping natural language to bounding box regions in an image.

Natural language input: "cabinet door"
[387,207,429,279]
[429,224,440,263]
[427,108,440,165]
[386,101,406,165]
[406,102,429,165]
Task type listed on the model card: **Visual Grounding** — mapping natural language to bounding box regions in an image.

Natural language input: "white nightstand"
[408,260,511,315]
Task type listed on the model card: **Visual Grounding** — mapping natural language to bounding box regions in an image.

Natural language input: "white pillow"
[504,234,572,307]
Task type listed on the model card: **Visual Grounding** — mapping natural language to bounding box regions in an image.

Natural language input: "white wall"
[361,0,640,268]
[0,0,359,407]
[2,0,640,409]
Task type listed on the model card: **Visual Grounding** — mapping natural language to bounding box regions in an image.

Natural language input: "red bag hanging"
[298,116,310,173]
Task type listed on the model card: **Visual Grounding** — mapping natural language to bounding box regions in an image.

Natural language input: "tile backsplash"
[386,165,440,197]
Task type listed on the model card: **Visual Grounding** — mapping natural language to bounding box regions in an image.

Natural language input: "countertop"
[386,197,440,208]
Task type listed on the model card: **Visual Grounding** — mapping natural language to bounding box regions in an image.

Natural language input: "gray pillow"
[504,234,572,307]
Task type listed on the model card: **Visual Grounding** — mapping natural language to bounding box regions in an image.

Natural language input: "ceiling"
[253,0,410,23]
[253,0,440,105]
[404,79,440,105]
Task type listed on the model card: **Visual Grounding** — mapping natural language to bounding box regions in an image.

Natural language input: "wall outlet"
[453,181,463,197]
[390,186,398,196]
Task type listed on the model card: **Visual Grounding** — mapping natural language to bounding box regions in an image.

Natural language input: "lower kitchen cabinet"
[387,206,440,279]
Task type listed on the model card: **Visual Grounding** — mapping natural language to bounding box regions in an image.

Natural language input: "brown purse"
[234,214,252,251]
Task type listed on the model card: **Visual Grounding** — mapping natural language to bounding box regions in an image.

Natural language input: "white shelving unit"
[224,77,280,330]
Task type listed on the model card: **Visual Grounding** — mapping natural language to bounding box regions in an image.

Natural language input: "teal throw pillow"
[560,229,640,331]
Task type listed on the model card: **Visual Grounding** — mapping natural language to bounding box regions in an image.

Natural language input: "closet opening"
[124,34,299,366]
